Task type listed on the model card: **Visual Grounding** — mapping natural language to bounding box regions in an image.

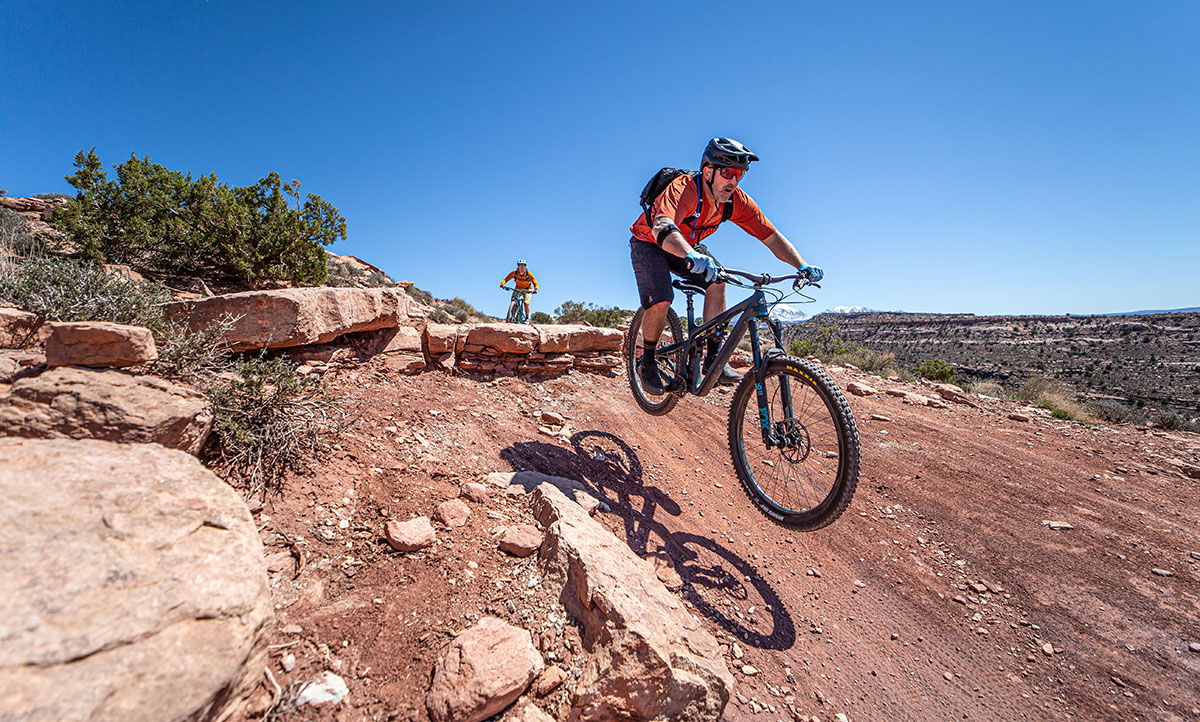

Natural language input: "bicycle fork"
[749,316,796,448]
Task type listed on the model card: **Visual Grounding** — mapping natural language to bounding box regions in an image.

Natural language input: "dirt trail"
[255,363,1200,721]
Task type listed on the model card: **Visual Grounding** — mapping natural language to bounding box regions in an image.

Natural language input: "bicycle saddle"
[671,280,707,295]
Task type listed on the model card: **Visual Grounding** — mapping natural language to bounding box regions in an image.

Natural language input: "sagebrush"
[205,355,343,496]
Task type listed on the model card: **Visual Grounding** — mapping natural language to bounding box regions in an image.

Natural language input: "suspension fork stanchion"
[748,315,774,447]
[771,317,797,422]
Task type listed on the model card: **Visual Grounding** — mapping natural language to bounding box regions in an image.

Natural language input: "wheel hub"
[772,418,811,462]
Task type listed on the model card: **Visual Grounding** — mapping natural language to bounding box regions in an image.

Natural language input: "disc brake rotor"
[773,418,811,463]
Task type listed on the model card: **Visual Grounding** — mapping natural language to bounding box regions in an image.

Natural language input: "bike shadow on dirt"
[499,429,796,652]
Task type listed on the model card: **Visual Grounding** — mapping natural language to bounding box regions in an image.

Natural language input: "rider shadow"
[499,430,796,651]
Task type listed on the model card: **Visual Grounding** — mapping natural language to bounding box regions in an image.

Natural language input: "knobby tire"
[624,306,685,416]
[727,356,860,530]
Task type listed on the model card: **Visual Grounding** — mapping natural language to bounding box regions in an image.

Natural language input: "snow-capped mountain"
[826,305,874,314]
[768,306,812,325]
[769,305,882,325]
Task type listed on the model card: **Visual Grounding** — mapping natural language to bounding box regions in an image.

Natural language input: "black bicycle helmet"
[701,137,759,170]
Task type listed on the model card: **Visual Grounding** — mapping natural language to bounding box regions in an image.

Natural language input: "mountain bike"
[503,286,534,324]
[623,265,860,530]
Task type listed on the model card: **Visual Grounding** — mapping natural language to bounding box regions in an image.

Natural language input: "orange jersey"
[631,173,776,245]
[502,268,538,291]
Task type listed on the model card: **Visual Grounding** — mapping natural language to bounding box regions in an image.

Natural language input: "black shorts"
[629,239,720,310]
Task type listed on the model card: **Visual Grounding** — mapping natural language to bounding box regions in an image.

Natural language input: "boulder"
[425,616,544,722]
[424,323,461,355]
[366,325,422,355]
[44,321,157,368]
[0,438,272,722]
[536,324,623,354]
[383,354,426,375]
[846,381,879,397]
[499,524,543,557]
[931,382,978,407]
[385,517,436,551]
[0,367,212,454]
[0,307,43,349]
[531,483,732,721]
[0,351,43,384]
[164,287,407,352]
[466,324,539,354]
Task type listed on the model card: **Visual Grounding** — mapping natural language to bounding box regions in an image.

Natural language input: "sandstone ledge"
[0,438,272,722]
[531,483,732,721]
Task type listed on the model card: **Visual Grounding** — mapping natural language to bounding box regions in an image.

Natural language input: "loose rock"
[385,516,436,551]
[296,671,349,707]
[499,524,543,557]
[425,616,544,722]
[435,498,472,528]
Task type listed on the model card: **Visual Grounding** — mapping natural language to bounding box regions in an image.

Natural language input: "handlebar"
[684,257,821,288]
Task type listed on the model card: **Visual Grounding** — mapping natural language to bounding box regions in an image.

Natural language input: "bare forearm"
[762,231,805,268]
[652,216,694,258]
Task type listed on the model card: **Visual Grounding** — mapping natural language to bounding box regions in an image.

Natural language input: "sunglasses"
[716,167,745,181]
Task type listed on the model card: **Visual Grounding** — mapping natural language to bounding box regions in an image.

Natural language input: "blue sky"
[3,1,1197,317]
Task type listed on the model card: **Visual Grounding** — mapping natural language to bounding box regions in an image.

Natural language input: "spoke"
[738,368,841,514]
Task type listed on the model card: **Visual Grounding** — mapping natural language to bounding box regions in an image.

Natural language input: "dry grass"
[1014,376,1090,422]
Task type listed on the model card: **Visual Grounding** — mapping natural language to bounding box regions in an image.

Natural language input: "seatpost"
[685,293,697,331]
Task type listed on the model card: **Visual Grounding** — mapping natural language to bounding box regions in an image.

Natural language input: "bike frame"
[653,273,801,446]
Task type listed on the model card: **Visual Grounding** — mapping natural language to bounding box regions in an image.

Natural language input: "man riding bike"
[629,137,824,394]
[501,259,539,321]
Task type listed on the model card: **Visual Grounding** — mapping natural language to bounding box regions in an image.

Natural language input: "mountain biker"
[630,137,824,394]
[501,259,539,320]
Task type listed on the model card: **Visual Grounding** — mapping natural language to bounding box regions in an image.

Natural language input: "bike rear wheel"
[727,356,860,530]
[624,306,685,416]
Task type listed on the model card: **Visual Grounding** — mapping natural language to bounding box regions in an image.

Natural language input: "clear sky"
[3,1,1197,318]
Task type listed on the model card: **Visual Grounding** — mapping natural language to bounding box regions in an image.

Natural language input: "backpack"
[639,168,733,241]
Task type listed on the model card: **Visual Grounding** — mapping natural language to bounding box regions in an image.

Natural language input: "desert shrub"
[788,338,818,357]
[428,307,454,324]
[405,284,435,305]
[0,255,170,332]
[914,358,959,383]
[1150,411,1200,433]
[555,300,627,328]
[30,192,72,200]
[151,314,240,384]
[446,297,478,316]
[530,311,553,324]
[326,256,394,288]
[0,207,42,271]
[205,355,341,495]
[325,257,369,287]
[843,348,897,376]
[1085,399,1143,425]
[52,149,345,285]
[1015,375,1087,422]
[968,381,1006,398]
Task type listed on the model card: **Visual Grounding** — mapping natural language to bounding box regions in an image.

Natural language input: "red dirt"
[248,361,1200,721]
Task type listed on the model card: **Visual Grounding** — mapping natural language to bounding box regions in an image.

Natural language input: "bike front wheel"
[727,356,860,530]
[624,306,685,416]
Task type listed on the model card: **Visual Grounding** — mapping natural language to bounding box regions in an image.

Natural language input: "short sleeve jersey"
[630,174,777,246]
